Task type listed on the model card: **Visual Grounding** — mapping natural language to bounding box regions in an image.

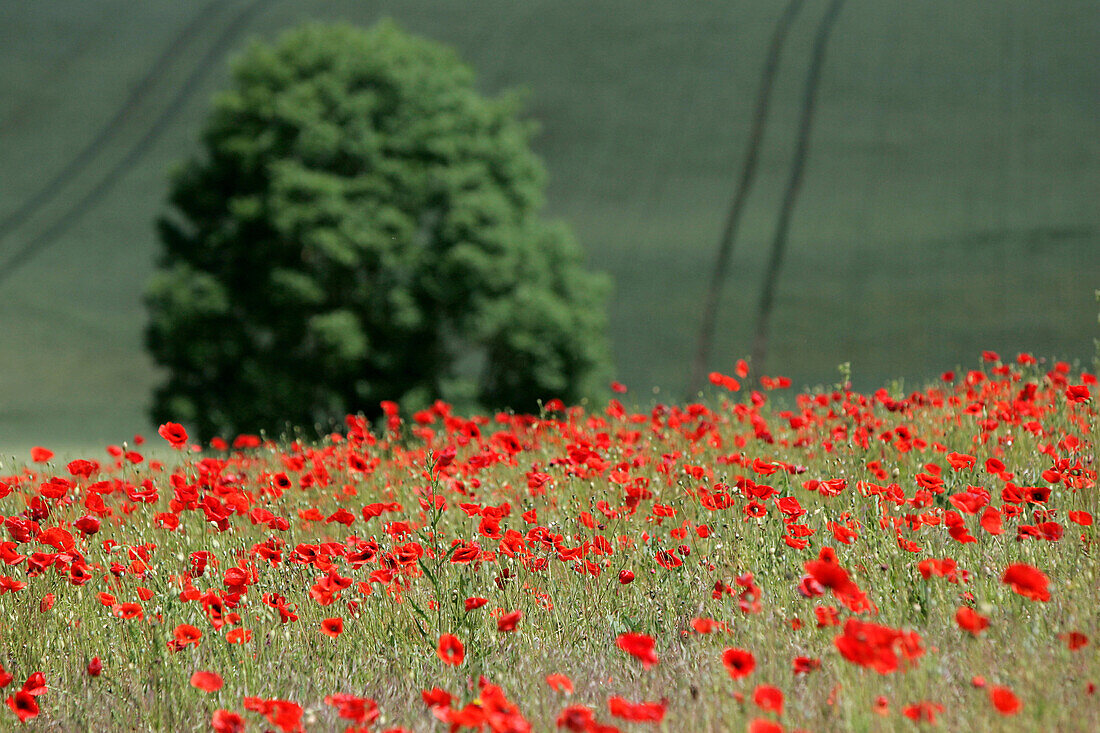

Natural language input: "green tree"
[146,22,612,440]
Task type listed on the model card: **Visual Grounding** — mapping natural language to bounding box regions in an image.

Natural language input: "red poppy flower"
[980,507,1004,535]
[324,693,379,725]
[21,673,45,697]
[955,606,990,635]
[158,422,189,448]
[253,698,303,732]
[691,617,717,634]
[819,606,845,629]
[546,673,573,694]
[225,628,252,644]
[753,684,784,716]
[437,634,464,666]
[1068,511,1093,526]
[421,687,453,709]
[556,704,595,732]
[174,624,203,647]
[709,372,741,391]
[464,597,489,611]
[1002,563,1051,602]
[29,447,53,463]
[1061,631,1089,651]
[67,459,100,478]
[497,610,522,632]
[748,720,784,733]
[946,452,976,470]
[722,648,756,679]
[211,710,245,733]
[834,619,924,674]
[903,701,944,724]
[655,548,683,568]
[1065,384,1091,403]
[792,656,820,675]
[450,543,480,564]
[607,695,666,722]
[321,617,344,638]
[616,632,658,668]
[6,691,38,723]
[191,671,224,692]
[116,602,143,620]
[618,570,635,584]
[990,686,1022,715]
[744,501,768,519]
[87,657,102,677]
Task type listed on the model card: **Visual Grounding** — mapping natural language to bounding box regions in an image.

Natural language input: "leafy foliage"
[146,22,611,439]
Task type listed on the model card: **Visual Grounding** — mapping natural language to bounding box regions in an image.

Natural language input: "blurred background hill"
[1,0,1098,449]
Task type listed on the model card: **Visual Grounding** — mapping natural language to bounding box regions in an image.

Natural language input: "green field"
[1,0,1098,449]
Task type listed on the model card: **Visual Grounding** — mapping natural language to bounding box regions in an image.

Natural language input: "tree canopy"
[146,22,612,440]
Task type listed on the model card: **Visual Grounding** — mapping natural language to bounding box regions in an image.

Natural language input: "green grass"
[1,0,1098,447]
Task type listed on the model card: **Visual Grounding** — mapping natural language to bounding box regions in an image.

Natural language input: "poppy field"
[0,352,1096,731]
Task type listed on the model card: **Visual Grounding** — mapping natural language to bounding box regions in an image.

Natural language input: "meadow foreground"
[0,353,1096,731]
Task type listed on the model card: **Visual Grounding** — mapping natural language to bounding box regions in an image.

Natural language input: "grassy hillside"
[1,0,1098,448]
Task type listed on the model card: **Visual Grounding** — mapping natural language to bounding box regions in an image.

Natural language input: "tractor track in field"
[0,0,224,244]
[0,0,272,287]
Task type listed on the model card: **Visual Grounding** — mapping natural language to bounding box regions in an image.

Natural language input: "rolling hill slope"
[1,0,1097,448]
